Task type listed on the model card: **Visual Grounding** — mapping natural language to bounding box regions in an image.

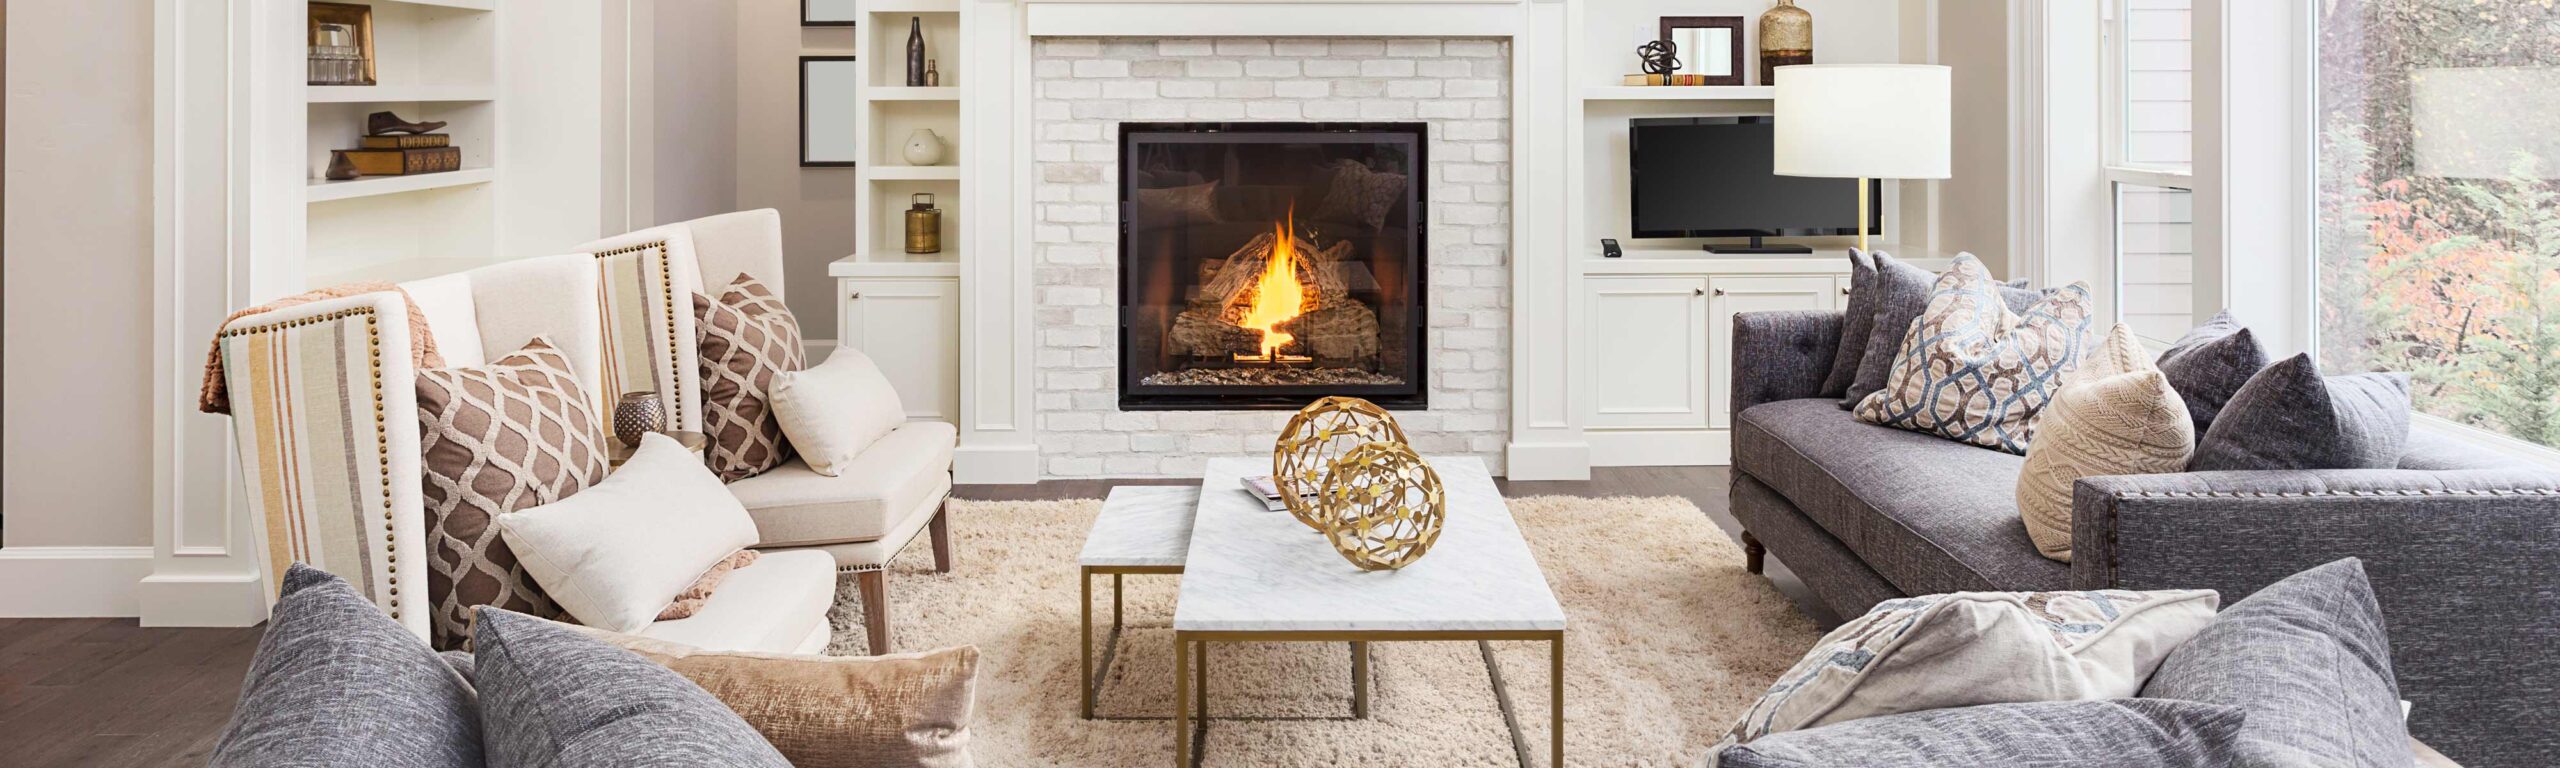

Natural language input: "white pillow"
[770,347,907,477]
[496,433,762,633]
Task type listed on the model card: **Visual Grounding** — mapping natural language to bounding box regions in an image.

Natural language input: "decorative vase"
[904,193,943,254]
[901,128,947,166]
[1758,0,1813,86]
[905,17,927,87]
[924,59,941,87]
[613,392,664,448]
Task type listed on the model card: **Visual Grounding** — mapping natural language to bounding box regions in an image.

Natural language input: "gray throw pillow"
[1712,699,2245,768]
[2156,310,2270,437]
[211,564,483,768]
[1820,250,1880,399]
[1842,253,1940,408]
[2190,354,2410,471]
[2140,558,2408,768]
[1995,279,2047,313]
[472,607,790,768]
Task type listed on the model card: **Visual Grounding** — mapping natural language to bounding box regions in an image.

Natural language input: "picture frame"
[1659,16,1745,86]
[803,0,861,27]
[307,2,377,87]
[801,56,861,167]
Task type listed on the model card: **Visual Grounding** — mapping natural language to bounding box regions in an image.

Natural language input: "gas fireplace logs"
[1163,230,1381,369]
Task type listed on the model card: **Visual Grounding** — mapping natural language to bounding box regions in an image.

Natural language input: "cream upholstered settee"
[214,251,832,654]
[569,209,956,654]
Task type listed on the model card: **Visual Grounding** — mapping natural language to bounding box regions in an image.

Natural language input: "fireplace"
[1118,122,1428,410]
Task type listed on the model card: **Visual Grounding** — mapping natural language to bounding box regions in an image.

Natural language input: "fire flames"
[1236,211,1307,360]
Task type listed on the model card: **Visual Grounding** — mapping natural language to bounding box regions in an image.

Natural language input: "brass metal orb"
[1316,441,1447,571]
[1273,396,1409,531]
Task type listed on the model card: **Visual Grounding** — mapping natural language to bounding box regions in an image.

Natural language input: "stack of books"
[1238,475,1314,513]
[1621,74,1719,86]
[334,133,461,177]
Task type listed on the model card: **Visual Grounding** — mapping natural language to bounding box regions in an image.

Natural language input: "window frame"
[2099,0,2203,345]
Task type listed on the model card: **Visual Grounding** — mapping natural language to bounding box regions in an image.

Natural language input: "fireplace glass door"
[1119,123,1427,410]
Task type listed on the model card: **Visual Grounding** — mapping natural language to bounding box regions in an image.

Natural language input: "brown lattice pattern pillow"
[696,273,806,482]
[418,337,608,650]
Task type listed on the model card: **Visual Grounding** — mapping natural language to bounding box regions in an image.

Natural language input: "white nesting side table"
[1077,485,1198,719]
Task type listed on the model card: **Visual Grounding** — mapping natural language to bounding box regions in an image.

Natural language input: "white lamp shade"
[1772,64,1952,180]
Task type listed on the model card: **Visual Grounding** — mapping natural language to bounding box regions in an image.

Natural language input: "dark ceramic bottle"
[906,18,927,87]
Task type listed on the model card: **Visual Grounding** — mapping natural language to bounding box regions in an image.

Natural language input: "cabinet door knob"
[1710,287,1726,296]
[1841,286,1851,295]
[849,291,862,300]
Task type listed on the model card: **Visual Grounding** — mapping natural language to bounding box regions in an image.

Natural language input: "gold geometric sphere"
[1316,441,1446,571]
[1272,396,1408,532]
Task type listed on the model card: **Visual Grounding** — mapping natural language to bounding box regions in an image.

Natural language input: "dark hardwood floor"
[0,466,1828,767]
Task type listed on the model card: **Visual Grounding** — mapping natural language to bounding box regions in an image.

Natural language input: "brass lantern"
[904,193,942,254]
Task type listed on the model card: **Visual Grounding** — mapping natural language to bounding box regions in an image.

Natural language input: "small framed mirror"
[803,0,859,27]
[801,56,860,167]
[1660,16,1745,86]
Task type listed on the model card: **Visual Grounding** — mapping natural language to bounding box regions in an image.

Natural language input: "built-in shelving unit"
[846,6,964,266]
[302,0,499,289]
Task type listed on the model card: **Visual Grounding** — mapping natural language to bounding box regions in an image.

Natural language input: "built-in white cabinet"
[1587,275,1713,431]
[1580,254,1944,467]
[835,274,961,423]
[1704,275,1841,429]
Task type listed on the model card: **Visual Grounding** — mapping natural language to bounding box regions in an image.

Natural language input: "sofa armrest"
[1729,309,1844,420]
[2070,468,2560,765]
[217,292,432,643]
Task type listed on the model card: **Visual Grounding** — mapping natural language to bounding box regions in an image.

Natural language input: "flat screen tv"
[1629,116,1880,252]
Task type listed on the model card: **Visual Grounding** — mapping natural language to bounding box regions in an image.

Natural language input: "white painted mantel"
[958,0,1588,483]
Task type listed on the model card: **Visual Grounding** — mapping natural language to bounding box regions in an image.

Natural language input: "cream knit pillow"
[2017,323,2195,561]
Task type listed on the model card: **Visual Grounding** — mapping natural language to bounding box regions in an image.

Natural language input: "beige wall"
[1938,0,2012,275]
[3,2,156,548]
[735,0,856,338]
[652,0,740,224]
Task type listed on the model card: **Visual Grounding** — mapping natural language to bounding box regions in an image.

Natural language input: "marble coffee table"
[1171,457,1567,768]
[1078,485,1198,720]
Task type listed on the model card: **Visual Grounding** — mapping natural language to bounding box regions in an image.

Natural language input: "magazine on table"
[1238,474,1311,512]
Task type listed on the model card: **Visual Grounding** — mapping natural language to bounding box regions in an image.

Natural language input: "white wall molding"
[0,548,155,618]
[1505,0,1580,480]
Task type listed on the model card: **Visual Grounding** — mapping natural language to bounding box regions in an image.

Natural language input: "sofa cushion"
[1735,399,2066,595]
[769,347,907,478]
[2141,558,2410,768]
[2154,310,2268,438]
[728,420,957,547]
[1843,252,1939,408]
[636,549,839,654]
[2016,324,2193,562]
[696,274,806,482]
[1711,699,2245,768]
[497,433,763,634]
[2191,353,2411,472]
[473,607,791,768]
[1854,255,2094,454]
[211,564,482,768]
[1819,250,1880,399]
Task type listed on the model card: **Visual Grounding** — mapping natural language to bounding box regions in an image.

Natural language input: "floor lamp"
[1771,64,1952,252]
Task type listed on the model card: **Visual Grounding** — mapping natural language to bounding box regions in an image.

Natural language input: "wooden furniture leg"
[929,501,954,574]
[856,569,891,654]
[1741,530,1765,575]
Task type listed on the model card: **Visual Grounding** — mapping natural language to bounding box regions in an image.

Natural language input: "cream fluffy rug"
[823,495,1818,767]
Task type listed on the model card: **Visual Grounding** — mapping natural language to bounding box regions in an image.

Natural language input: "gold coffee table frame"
[1171,628,1564,768]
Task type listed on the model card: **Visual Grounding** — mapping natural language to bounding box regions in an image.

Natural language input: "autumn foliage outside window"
[2316,0,2560,449]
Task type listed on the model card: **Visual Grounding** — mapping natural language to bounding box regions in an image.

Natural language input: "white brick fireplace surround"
[1030,37,1513,478]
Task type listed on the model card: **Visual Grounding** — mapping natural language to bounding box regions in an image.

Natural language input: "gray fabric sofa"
[1726,309,2560,768]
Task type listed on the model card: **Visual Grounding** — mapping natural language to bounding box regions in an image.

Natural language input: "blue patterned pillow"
[1853,255,2092,453]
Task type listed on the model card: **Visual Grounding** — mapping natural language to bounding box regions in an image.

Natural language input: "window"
[2315,1,2560,449]
[2101,0,2198,342]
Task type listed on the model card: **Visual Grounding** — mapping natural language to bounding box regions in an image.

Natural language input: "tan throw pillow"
[659,549,759,621]
[2017,324,2195,561]
[1854,255,2094,454]
[696,273,806,482]
[417,337,609,650]
[770,347,908,477]
[1717,588,2220,749]
[552,621,978,768]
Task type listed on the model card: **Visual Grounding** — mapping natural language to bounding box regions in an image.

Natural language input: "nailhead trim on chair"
[219,307,403,619]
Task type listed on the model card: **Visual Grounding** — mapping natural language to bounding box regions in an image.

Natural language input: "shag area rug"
[823,495,1819,766]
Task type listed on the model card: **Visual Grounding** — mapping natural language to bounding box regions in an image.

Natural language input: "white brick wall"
[1033,37,1512,478]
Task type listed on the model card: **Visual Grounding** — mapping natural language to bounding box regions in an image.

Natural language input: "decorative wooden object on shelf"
[359,134,451,149]
[1759,0,1813,85]
[367,111,448,136]
[1272,396,1409,532]
[1317,440,1447,571]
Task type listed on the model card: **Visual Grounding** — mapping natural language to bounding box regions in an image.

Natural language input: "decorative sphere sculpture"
[1317,441,1447,571]
[1272,396,1408,531]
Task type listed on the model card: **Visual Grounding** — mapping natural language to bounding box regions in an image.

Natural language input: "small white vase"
[902,129,947,166]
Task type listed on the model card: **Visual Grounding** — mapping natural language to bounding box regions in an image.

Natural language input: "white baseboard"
[1504,440,1593,481]
[954,443,1041,485]
[137,570,267,628]
[1588,428,1730,467]
[0,547,153,617]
